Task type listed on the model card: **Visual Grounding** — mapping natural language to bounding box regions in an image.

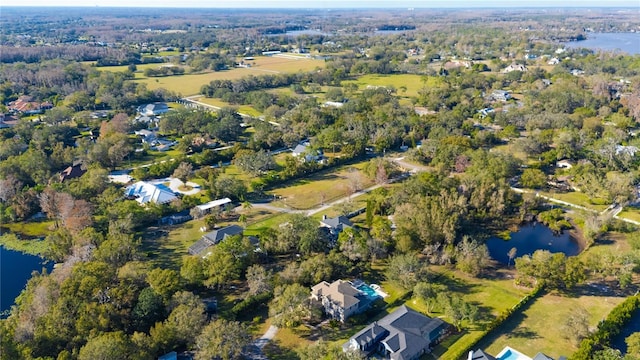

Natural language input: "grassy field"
[426,268,530,359]
[194,97,262,117]
[130,56,325,96]
[490,143,530,163]
[476,291,625,358]
[345,74,444,98]
[269,163,374,210]
[540,190,610,212]
[617,207,640,223]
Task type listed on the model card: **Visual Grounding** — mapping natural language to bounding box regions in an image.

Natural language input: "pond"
[0,246,53,317]
[486,223,581,265]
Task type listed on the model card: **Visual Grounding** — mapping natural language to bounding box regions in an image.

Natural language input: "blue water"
[486,223,580,265]
[356,284,379,299]
[564,33,640,55]
[498,350,521,360]
[0,246,53,317]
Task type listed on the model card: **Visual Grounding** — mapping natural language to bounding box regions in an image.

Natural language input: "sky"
[12,0,640,8]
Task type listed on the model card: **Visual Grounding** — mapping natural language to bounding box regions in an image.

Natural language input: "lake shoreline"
[0,233,49,257]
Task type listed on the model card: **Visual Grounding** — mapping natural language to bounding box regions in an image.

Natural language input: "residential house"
[323,101,345,108]
[547,57,560,65]
[8,95,53,115]
[159,211,192,226]
[343,305,450,360]
[478,107,495,118]
[468,349,496,360]
[616,145,639,157]
[59,161,87,182]
[311,280,376,322]
[188,225,244,256]
[137,102,170,116]
[125,181,178,205]
[503,63,528,73]
[555,159,573,169]
[491,90,512,102]
[194,198,232,216]
[0,113,18,129]
[292,143,324,163]
[414,107,436,116]
[320,215,353,235]
[570,69,585,76]
[135,129,157,143]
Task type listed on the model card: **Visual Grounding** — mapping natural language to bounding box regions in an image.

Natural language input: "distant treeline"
[0,45,136,64]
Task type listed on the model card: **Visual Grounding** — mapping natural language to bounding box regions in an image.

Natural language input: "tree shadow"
[433,272,480,295]
[262,340,300,360]
[474,295,539,350]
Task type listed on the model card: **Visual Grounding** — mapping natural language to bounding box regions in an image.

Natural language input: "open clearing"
[476,291,625,358]
[345,74,444,98]
[269,162,374,210]
[95,56,325,96]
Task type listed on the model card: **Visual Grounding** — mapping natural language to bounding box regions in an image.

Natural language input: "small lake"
[563,32,640,55]
[486,223,581,265]
[611,309,640,354]
[0,246,53,317]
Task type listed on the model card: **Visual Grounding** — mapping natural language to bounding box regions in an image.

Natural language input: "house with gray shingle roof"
[320,215,352,234]
[343,305,450,360]
[188,225,244,256]
[311,279,375,322]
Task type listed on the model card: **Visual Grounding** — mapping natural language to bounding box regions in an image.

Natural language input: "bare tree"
[507,247,517,267]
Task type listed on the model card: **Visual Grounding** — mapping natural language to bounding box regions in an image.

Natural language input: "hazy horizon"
[8,0,640,8]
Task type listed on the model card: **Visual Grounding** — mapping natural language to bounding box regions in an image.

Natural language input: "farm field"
[130,56,325,96]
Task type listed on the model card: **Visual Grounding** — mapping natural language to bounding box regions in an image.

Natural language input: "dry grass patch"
[270,163,374,210]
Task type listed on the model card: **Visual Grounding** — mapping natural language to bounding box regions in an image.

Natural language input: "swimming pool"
[356,284,380,299]
[496,347,532,360]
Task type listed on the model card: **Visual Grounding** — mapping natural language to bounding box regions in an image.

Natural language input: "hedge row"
[446,285,545,360]
[571,294,640,359]
[230,291,273,319]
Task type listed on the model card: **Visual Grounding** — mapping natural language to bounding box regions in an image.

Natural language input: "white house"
[125,181,177,205]
[137,102,169,116]
[503,63,528,73]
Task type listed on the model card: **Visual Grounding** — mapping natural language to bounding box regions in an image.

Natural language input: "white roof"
[196,198,232,211]
[125,181,177,205]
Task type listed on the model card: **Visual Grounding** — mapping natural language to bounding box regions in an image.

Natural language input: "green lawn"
[539,190,610,212]
[132,56,325,96]
[270,162,374,210]
[428,268,530,359]
[195,97,262,117]
[476,291,625,358]
[345,74,444,98]
[141,219,206,268]
[490,143,529,163]
[617,207,640,223]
